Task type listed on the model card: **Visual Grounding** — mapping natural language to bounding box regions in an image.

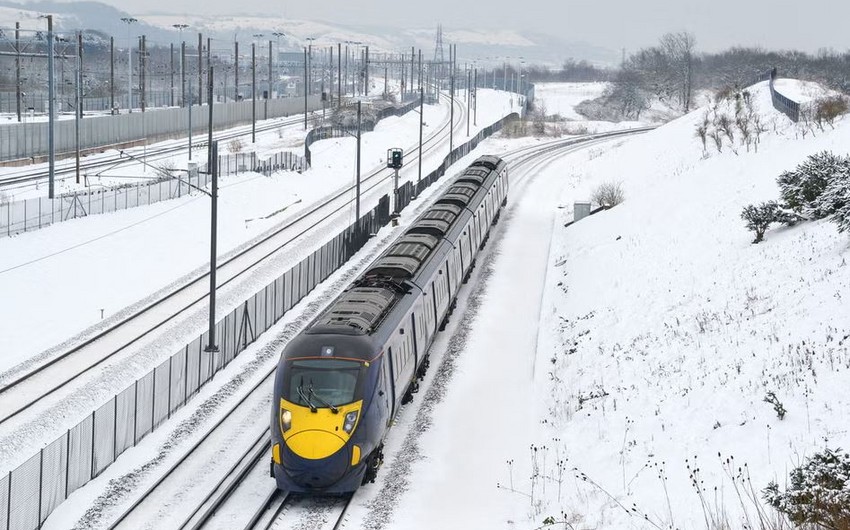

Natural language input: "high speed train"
[270,155,508,493]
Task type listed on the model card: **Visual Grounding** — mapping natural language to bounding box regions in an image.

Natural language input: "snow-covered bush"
[763,391,787,420]
[228,138,244,153]
[820,172,850,233]
[814,95,849,131]
[154,160,176,181]
[776,151,850,219]
[531,102,548,136]
[591,181,625,208]
[741,201,781,243]
[764,448,850,529]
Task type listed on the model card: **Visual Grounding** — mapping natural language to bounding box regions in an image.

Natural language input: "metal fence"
[0,95,323,163]
[769,68,801,122]
[0,145,313,239]
[0,109,521,530]
[0,165,203,238]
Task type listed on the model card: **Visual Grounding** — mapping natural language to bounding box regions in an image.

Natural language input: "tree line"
[525,33,850,121]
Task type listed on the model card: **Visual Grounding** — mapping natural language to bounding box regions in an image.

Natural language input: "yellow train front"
[270,331,389,494]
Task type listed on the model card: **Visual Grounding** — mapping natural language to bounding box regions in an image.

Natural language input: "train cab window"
[282,359,362,408]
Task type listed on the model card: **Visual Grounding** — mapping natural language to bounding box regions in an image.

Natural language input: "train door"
[381,353,395,422]
[384,349,396,419]
[445,258,454,299]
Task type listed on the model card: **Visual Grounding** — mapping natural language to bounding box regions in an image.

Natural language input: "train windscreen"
[283,359,363,408]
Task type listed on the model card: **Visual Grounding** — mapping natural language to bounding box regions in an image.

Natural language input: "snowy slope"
[531,80,850,527]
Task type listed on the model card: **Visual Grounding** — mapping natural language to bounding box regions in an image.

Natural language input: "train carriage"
[270,155,508,493]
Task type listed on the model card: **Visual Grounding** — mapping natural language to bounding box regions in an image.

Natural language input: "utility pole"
[418,87,423,191]
[329,45,333,105]
[121,17,137,112]
[208,67,214,172]
[303,47,307,130]
[188,79,192,160]
[251,42,256,142]
[337,43,342,104]
[140,35,146,112]
[355,100,361,222]
[170,43,174,106]
[418,49,422,92]
[110,36,114,112]
[268,39,273,103]
[15,22,20,122]
[75,31,82,184]
[46,14,55,198]
[206,37,211,101]
[449,69,454,156]
[198,33,203,106]
[466,68,470,137]
[410,46,415,98]
[181,41,187,106]
[473,67,477,126]
[364,45,369,96]
[234,41,239,101]
[205,137,220,355]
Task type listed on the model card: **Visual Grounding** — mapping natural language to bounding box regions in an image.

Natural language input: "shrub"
[228,138,244,153]
[819,170,850,233]
[591,181,625,208]
[815,95,849,130]
[764,448,850,529]
[741,201,781,243]
[777,151,850,219]
[763,391,786,420]
[695,118,708,152]
[531,103,548,136]
[154,160,176,181]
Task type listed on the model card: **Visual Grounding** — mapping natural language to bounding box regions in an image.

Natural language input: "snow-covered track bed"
[0,93,462,436]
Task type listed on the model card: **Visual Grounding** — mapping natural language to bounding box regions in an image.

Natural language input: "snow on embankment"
[532,79,850,527]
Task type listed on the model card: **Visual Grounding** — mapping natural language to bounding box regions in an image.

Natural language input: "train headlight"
[342,410,358,434]
[280,408,292,433]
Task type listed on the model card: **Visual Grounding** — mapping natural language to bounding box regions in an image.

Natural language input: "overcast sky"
[115,0,846,53]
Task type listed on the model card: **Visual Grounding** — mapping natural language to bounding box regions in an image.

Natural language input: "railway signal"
[387,148,403,218]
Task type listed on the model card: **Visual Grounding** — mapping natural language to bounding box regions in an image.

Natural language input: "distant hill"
[0,1,619,66]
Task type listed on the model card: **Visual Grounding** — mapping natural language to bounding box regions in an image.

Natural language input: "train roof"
[304,155,506,339]
[365,233,440,279]
[307,286,396,335]
[469,155,503,171]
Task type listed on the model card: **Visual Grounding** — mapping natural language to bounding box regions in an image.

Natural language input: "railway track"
[0,92,466,431]
[0,113,308,191]
[87,129,649,530]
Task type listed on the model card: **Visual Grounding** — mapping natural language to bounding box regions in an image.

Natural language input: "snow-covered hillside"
[532,80,850,527]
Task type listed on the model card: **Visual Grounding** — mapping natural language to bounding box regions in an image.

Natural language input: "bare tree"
[660,32,697,112]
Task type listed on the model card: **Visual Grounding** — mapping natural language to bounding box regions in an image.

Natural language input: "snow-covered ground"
[531,82,649,134]
[534,82,609,120]
[361,79,848,528]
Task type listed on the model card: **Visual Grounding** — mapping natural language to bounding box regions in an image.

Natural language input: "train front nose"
[273,398,364,492]
[281,434,351,489]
